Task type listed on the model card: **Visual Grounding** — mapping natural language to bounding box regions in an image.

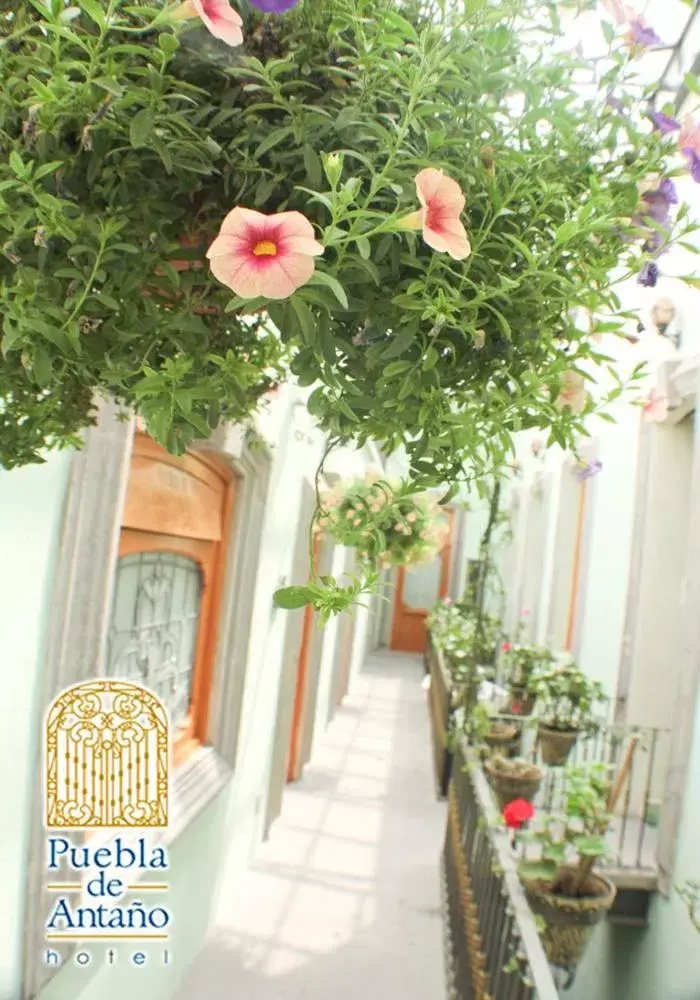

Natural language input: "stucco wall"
[0,453,72,1000]
[13,385,371,1000]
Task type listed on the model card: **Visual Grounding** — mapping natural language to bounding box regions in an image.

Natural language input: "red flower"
[511,703,522,715]
[503,798,535,829]
[501,642,512,652]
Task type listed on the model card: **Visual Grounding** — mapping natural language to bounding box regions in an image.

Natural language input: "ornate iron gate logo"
[45,680,168,828]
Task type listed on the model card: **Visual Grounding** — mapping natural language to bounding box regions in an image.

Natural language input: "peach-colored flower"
[173,0,243,47]
[406,512,418,523]
[642,387,668,422]
[678,116,700,157]
[353,518,362,527]
[601,0,627,25]
[207,207,323,300]
[345,510,354,519]
[555,370,587,414]
[399,168,471,261]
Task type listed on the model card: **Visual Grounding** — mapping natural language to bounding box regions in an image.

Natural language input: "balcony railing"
[428,640,669,885]
[443,739,560,1000]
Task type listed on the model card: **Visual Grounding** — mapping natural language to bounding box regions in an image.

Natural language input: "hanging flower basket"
[523,868,616,969]
[485,755,544,811]
[537,724,579,766]
[320,478,448,568]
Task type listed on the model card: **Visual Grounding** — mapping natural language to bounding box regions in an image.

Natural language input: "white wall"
[0,453,72,1000]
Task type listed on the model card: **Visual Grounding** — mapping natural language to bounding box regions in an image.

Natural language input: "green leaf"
[309,271,348,309]
[79,0,106,26]
[257,127,294,159]
[517,859,558,883]
[303,144,323,188]
[554,220,579,245]
[684,73,700,95]
[129,108,154,149]
[291,296,317,345]
[572,835,607,857]
[33,346,52,388]
[158,32,180,57]
[273,586,314,610]
[356,236,371,260]
[9,152,26,178]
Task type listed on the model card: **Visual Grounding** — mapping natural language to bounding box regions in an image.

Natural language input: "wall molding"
[657,374,700,893]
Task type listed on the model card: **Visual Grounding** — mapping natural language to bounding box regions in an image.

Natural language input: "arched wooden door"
[107,433,234,761]
[390,508,454,653]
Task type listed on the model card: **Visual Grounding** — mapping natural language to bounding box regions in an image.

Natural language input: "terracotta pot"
[485,759,544,811]
[537,724,578,766]
[508,683,535,716]
[523,867,616,969]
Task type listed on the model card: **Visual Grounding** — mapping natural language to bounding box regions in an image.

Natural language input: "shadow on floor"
[175,651,446,1000]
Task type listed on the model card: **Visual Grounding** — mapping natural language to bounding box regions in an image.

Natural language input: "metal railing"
[486,714,670,875]
[427,635,454,796]
[443,739,560,1000]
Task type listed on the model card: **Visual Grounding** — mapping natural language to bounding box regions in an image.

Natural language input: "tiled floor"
[176,650,447,1000]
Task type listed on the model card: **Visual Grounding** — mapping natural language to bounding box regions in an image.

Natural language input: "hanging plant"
[319,478,449,568]
[1,0,694,477]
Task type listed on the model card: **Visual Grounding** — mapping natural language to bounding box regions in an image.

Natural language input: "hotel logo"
[45,680,168,829]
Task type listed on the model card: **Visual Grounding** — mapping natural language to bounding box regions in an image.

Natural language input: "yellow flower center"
[253,240,278,257]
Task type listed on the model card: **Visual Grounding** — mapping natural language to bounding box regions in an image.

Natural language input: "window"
[110,433,234,759]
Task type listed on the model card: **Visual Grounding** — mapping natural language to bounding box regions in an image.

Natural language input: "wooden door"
[390,508,454,653]
[107,433,233,762]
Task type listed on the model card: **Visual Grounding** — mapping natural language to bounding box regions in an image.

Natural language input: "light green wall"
[0,452,72,1000]
[37,788,231,1000]
[569,682,700,1000]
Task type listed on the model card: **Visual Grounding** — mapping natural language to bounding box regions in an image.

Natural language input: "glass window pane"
[106,551,202,731]
[402,558,443,611]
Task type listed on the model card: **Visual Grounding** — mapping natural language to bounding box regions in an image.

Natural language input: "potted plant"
[485,753,544,811]
[515,752,637,970]
[470,702,519,760]
[534,660,606,766]
[501,643,555,715]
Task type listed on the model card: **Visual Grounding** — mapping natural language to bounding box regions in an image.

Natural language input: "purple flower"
[683,147,700,184]
[247,0,299,10]
[642,229,667,256]
[638,261,660,287]
[575,460,602,483]
[605,91,625,113]
[648,109,681,133]
[640,179,678,225]
[626,18,662,47]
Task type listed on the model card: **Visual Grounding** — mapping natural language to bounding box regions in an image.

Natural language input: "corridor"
[176,650,446,1000]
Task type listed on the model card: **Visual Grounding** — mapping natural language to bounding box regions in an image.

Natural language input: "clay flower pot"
[537,723,578,766]
[485,756,544,811]
[508,683,535,716]
[523,866,616,969]
[484,721,519,758]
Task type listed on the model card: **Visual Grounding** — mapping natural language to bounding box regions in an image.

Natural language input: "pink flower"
[555,370,587,414]
[399,168,471,261]
[207,208,323,300]
[173,0,243,47]
[642,387,668,422]
[501,642,512,652]
[678,116,700,157]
